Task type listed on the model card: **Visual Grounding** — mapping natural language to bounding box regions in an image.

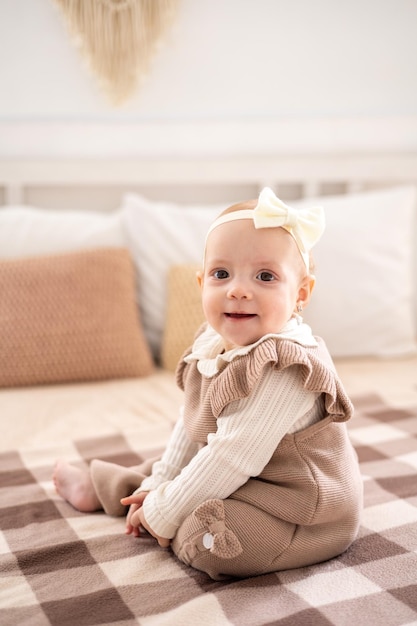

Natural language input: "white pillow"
[120,193,221,358]
[0,206,125,259]
[296,186,417,357]
[121,186,417,360]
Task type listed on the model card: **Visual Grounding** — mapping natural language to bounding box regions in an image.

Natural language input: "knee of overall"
[171,499,243,578]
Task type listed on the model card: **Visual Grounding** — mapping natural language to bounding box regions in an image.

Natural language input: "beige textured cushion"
[0,247,154,387]
[161,264,206,372]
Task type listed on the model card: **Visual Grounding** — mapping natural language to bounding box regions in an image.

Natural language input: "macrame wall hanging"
[53,0,180,105]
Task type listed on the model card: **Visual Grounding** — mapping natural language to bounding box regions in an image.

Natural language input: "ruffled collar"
[184,316,318,377]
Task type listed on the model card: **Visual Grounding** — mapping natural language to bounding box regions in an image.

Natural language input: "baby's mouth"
[225,313,256,319]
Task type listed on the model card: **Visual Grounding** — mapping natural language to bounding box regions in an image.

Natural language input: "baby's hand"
[133,506,171,548]
[121,491,170,548]
[120,491,148,538]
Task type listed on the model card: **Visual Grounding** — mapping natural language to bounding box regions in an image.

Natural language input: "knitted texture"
[176,329,354,443]
[193,499,243,558]
[172,333,362,576]
[161,264,205,371]
[0,247,154,387]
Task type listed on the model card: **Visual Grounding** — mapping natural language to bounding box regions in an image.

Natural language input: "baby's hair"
[215,200,315,276]
[217,199,257,217]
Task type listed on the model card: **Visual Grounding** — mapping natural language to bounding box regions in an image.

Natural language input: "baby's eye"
[257,271,275,282]
[213,269,229,280]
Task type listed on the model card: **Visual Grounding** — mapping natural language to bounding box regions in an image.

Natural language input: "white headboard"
[1,153,416,210]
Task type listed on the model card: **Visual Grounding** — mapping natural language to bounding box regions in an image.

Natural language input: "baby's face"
[199,218,310,351]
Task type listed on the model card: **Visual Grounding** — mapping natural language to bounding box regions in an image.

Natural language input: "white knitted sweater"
[140,319,330,539]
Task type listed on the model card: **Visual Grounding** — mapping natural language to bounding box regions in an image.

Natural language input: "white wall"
[0,0,417,156]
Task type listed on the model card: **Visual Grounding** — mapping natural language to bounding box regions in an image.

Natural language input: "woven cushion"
[161,264,205,371]
[0,247,154,387]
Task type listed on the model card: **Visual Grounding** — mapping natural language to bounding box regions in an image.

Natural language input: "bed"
[1,154,417,625]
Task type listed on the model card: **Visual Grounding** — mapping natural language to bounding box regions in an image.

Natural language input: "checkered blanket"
[1,393,417,626]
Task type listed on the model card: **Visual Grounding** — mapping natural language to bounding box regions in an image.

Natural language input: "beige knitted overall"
[90,336,362,580]
[170,337,363,580]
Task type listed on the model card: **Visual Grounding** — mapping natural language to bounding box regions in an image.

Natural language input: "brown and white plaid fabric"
[1,393,416,625]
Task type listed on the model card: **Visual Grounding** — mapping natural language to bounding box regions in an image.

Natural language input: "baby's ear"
[196,270,204,289]
[306,274,316,299]
[299,274,316,307]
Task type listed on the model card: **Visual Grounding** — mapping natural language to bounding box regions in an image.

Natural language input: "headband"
[206,187,325,270]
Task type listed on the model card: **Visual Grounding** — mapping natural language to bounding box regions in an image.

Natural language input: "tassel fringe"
[53,0,180,104]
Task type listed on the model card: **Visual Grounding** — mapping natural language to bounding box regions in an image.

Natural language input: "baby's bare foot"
[53,460,101,512]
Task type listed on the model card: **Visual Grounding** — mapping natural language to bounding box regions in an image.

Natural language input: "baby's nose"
[227,280,252,299]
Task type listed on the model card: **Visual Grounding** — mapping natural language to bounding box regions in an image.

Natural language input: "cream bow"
[254,188,325,269]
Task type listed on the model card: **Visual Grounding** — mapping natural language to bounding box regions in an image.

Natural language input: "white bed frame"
[1,153,417,210]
